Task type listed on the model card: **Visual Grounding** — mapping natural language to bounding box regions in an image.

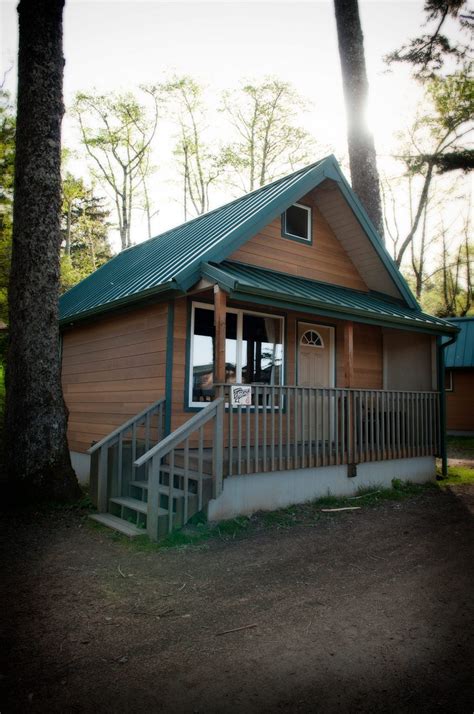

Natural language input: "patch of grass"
[87,478,438,552]
[446,435,474,457]
[83,475,450,553]
[436,464,474,487]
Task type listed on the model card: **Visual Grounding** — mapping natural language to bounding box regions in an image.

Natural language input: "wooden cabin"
[444,317,474,434]
[59,156,457,539]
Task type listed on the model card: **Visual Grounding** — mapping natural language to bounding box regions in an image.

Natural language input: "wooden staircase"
[88,398,224,541]
[90,466,213,538]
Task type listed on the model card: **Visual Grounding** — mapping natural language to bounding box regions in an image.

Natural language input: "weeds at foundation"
[86,479,437,551]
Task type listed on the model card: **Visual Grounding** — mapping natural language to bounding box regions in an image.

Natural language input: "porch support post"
[343,321,354,387]
[344,321,355,466]
[214,285,227,385]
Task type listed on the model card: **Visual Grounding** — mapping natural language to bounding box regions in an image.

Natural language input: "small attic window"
[282,203,312,243]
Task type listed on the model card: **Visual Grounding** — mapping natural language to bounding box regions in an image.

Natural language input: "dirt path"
[1,486,473,714]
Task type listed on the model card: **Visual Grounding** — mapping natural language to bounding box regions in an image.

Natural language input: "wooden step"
[109,496,168,515]
[130,480,186,497]
[89,513,144,537]
[159,465,212,480]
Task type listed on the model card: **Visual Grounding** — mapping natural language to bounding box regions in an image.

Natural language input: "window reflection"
[192,308,214,402]
[225,312,237,384]
[242,315,283,385]
[191,305,284,404]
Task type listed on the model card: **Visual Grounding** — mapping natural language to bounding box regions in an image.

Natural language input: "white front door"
[297,323,335,445]
[297,323,334,388]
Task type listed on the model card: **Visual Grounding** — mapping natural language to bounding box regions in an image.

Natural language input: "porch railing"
[134,398,224,540]
[88,398,166,512]
[216,384,439,476]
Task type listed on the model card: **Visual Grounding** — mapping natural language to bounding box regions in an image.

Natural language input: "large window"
[190,303,284,405]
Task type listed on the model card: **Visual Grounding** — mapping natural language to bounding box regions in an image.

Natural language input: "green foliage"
[436,465,474,486]
[72,87,162,249]
[221,77,319,192]
[386,0,473,79]
[0,90,15,324]
[59,171,113,293]
[446,434,474,454]
[165,75,227,218]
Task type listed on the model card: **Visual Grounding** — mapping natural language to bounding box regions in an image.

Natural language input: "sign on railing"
[231,385,252,406]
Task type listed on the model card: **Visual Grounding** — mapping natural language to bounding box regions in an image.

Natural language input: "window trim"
[281,202,312,244]
[189,301,285,408]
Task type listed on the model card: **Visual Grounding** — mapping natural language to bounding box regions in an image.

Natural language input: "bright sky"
[1,0,470,255]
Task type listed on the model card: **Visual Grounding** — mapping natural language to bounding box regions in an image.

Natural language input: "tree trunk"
[5,0,80,502]
[334,0,384,239]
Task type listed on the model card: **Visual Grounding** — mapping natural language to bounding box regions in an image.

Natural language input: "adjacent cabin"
[444,317,474,435]
[59,156,458,539]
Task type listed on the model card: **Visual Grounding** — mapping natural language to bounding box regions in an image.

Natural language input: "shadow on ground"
[1,485,473,713]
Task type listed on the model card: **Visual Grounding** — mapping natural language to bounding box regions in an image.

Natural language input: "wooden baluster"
[228,387,233,477]
[237,404,242,476]
[254,385,259,473]
[262,386,268,472]
[286,387,291,470]
[213,399,224,498]
[246,399,251,475]
[198,425,204,510]
[147,454,160,541]
[271,386,276,471]
[184,437,189,523]
[278,387,283,471]
[168,449,175,533]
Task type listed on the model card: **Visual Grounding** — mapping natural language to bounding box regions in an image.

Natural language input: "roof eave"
[202,268,458,335]
[59,281,180,327]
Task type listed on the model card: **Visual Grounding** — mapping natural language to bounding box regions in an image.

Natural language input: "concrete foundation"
[207,456,436,521]
[70,451,91,485]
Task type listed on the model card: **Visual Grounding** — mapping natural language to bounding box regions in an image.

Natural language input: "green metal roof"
[59,155,417,324]
[444,317,474,367]
[202,261,457,335]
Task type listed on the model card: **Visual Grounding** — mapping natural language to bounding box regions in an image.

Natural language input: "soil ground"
[1,478,473,714]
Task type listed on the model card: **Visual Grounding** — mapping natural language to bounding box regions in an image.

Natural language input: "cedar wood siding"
[62,302,168,453]
[446,370,474,432]
[230,188,368,292]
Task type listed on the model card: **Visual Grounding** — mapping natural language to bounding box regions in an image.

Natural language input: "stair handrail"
[135,398,224,541]
[87,397,166,455]
[134,398,224,467]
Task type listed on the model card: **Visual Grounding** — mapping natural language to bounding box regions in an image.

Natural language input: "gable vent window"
[282,203,311,243]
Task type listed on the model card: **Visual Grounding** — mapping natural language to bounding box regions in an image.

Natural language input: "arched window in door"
[300,329,324,348]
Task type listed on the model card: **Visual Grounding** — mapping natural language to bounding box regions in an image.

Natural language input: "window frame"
[188,301,285,408]
[281,202,312,244]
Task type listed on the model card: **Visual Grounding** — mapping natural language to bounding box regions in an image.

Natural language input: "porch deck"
[89,383,440,540]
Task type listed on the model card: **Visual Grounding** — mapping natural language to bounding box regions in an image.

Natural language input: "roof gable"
[229,186,369,292]
[59,155,418,323]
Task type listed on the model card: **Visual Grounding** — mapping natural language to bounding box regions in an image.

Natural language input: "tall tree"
[334,0,385,238]
[388,72,472,267]
[73,87,161,250]
[166,76,224,219]
[5,0,80,500]
[221,78,317,193]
